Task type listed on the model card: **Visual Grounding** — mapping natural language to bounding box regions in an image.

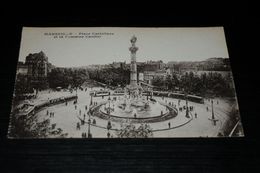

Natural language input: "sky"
[19,27,229,67]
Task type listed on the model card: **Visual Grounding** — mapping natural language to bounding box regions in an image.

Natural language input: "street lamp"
[185,92,190,118]
[211,100,215,119]
[211,100,217,126]
[108,96,111,115]
[90,93,93,106]
[88,111,92,138]
[208,100,218,126]
[106,97,112,138]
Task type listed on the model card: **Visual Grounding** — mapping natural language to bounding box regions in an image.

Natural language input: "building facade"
[16,61,28,75]
[25,51,49,90]
[25,51,48,78]
[143,70,169,84]
[110,61,126,69]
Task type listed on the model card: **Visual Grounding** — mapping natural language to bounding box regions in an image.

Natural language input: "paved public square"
[31,87,233,138]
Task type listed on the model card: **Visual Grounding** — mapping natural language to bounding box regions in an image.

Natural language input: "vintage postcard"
[8,27,244,138]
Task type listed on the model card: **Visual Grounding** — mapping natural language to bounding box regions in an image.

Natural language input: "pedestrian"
[46,110,49,115]
[195,112,197,118]
[75,105,77,110]
[107,121,112,130]
[76,122,80,130]
[168,122,171,128]
[206,106,208,111]
[85,105,88,110]
[93,119,96,125]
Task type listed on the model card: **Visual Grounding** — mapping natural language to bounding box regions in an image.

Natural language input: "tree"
[165,75,173,90]
[9,115,67,138]
[152,77,164,89]
[47,68,90,89]
[87,67,130,87]
[116,123,153,138]
[14,74,30,96]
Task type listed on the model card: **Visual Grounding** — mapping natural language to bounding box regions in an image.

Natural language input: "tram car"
[113,88,125,95]
[91,90,110,97]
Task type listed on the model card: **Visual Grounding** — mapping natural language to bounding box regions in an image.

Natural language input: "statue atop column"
[129,35,138,54]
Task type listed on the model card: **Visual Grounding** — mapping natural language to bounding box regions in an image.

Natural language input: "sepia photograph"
[8,27,244,138]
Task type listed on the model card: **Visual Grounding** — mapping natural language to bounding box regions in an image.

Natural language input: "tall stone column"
[129,35,138,87]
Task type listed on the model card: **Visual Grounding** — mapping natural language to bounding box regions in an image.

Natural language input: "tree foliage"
[47,68,89,89]
[151,72,235,97]
[88,67,130,87]
[116,123,153,138]
[14,74,32,96]
[9,115,67,138]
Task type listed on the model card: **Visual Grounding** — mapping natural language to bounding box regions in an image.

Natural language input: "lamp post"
[87,111,92,138]
[182,87,190,119]
[185,92,190,118]
[208,100,218,126]
[108,96,111,115]
[107,96,112,138]
[90,93,93,106]
[211,100,216,126]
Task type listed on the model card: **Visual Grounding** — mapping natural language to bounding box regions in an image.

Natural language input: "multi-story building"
[143,70,169,84]
[143,60,165,71]
[110,61,126,69]
[16,61,28,75]
[25,51,48,78]
[25,51,49,89]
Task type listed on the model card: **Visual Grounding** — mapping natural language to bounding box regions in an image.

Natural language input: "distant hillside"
[167,57,230,71]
